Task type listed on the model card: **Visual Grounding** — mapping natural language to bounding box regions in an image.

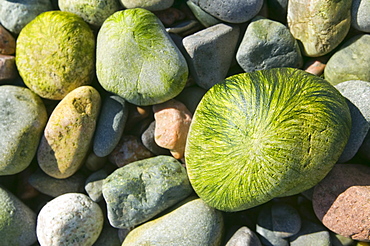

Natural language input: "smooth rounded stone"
[225,226,262,246]
[0,186,37,246]
[102,155,193,229]
[0,54,16,80]
[175,85,207,114]
[108,135,154,167]
[289,220,331,246]
[0,24,15,55]
[313,164,370,241]
[59,0,122,27]
[36,193,104,246]
[324,35,370,85]
[122,197,224,246]
[153,99,192,159]
[96,8,188,106]
[186,0,221,28]
[335,80,370,162]
[85,168,109,202]
[141,121,172,156]
[183,23,240,89]
[93,224,122,246]
[119,0,174,11]
[0,85,47,176]
[352,0,370,32]
[37,86,101,179]
[16,11,95,100]
[93,95,128,157]
[189,0,263,23]
[28,169,85,197]
[0,0,53,34]
[287,0,351,57]
[236,16,303,73]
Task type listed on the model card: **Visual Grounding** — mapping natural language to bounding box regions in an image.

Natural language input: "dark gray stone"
[102,155,193,229]
[85,169,109,202]
[175,85,206,114]
[225,226,262,246]
[141,121,171,156]
[289,220,331,246]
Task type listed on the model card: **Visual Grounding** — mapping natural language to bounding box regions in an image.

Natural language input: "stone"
[36,193,104,246]
[0,24,15,55]
[58,0,122,27]
[84,151,108,171]
[189,0,263,23]
[153,99,192,159]
[166,20,203,37]
[324,34,370,85]
[96,8,188,106]
[236,16,303,73]
[183,23,240,89]
[85,168,109,202]
[287,0,352,57]
[141,121,172,155]
[16,11,96,100]
[102,155,193,229]
[122,197,224,246]
[186,1,221,28]
[335,80,370,162]
[225,226,262,246]
[119,0,174,11]
[28,169,85,197]
[0,85,47,176]
[0,0,53,34]
[93,95,128,157]
[93,224,122,246]
[0,186,37,246]
[0,54,16,81]
[313,164,370,241]
[175,85,207,114]
[37,86,101,179]
[108,135,154,167]
[352,0,370,32]
[303,58,327,76]
[289,220,331,246]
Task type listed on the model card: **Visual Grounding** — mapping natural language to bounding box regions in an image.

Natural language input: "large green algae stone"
[96,8,188,106]
[185,68,351,212]
[16,11,95,100]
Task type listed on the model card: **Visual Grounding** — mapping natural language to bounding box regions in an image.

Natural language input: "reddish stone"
[0,25,15,55]
[0,54,16,80]
[304,57,329,76]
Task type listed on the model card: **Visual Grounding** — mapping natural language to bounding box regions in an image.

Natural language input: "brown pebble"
[0,54,16,80]
[0,25,16,55]
[154,7,186,26]
[304,57,329,76]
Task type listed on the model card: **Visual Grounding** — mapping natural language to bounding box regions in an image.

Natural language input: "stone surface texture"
[119,0,174,11]
[225,226,262,246]
[352,0,370,32]
[0,24,15,55]
[0,54,16,81]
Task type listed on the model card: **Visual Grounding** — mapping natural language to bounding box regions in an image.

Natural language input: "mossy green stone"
[16,11,95,100]
[185,68,351,212]
[96,8,188,106]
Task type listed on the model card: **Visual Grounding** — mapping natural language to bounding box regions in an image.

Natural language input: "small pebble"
[225,226,262,246]
[0,54,16,80]
[141,121,172,156]
[85,168,109,202]
[0,24,15,55]
[289,220,331,246]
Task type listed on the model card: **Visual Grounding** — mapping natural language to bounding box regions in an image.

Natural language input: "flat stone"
[85,168,109,202]
[290,220,331,246]
[0,186,37,245]
[102,155,193,229]
[0,85,47,176]
[324,34,370,85]
[37,86,101,179]
[287,0,351,57]
[189,0,263,23]
[122,197,224,246]
[183,23,240,89]
[352,0,370,32]
[36,193,104,246]
[119,0,174,11]
[0,54,16,80]
[93,95,128,157]
[0,24,15,55]
[236,16,303,73]
[225,226,262,246]
[141,121,171,156]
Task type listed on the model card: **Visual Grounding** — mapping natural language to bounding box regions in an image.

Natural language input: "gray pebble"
[85,168,109,202]
[141,121,171,156]
[290,220,331,246]
[352,0,370,32]
[225,226,262,246]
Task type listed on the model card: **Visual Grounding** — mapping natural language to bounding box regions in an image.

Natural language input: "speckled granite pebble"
[36,193,104,246]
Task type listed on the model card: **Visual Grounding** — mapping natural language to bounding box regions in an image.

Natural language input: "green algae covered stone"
[96,8,188,106]
[185,68,351,212]
[0,85,47,176]
[16,11,95,100]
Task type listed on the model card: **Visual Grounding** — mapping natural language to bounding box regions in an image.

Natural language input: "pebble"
[119,0,174,11]
[186,1,221,28]
[0,185,37,246]
[225,226,262,246]
[189,0,263,23]
[93,95,128,157]
[287,0,351,57]
[175,85,206,114]
[289,220,331,246]
[28,169,85,197]
[84,168,109,202]
[0,24,15,55]
[0,54,16,81]
[153,99,192,159]
[0,85,47,176]
[36,193,104,246]
[122,197,224,245]
[183,23,240,89]
[108,135,154,167]
[102,155,193,229]
[303,58,327,76]
[313,164,370,241]
[37,86,101,179]
[352,0,370,32]
[324,34,370,85]
[141,121,172,156]
[236,16,303,73]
